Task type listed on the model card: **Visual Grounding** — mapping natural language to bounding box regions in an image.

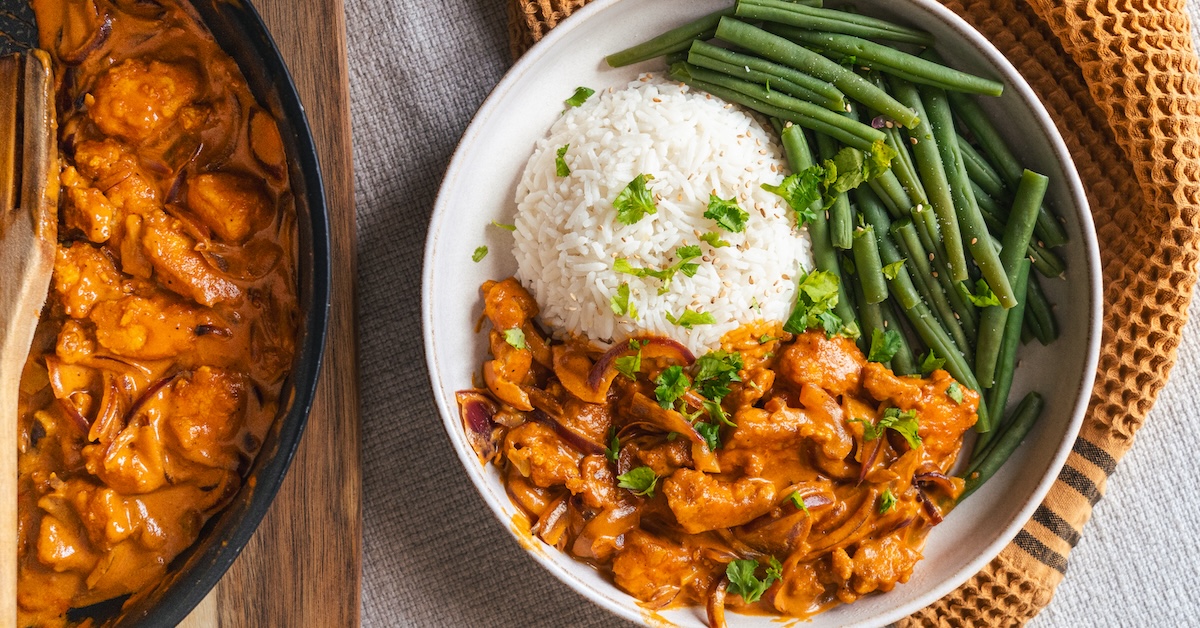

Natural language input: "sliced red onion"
[871,115,887,129]
[530,409,605,457]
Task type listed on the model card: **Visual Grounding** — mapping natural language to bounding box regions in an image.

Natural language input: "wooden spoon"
[0,50,57,624]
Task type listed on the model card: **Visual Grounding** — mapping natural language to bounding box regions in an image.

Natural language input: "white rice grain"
[513,75,813,354]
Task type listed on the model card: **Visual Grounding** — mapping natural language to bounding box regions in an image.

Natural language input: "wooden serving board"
[181,0,360,625]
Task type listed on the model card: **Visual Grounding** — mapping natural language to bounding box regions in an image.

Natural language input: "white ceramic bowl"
[423,1,1102,625]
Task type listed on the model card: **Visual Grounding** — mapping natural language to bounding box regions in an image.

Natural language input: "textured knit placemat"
[507,0,1200,623]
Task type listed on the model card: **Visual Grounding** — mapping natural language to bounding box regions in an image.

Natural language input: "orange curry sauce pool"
[17,0,297,624]
[460,279,977,623]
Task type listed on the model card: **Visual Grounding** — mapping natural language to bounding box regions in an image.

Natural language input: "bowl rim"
[423,0,1102,624]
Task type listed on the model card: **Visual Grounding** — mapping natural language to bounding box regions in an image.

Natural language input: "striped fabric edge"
[1011,437,1115,574]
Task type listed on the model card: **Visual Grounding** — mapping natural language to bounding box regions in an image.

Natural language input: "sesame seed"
[1037,240,1045,247]
[932,271,939,277]
[954,313,960,319]
[910,137,918,145]
[970,238,978,245]
[928,253,935,261]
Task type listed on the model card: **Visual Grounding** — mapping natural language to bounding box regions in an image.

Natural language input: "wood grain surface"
[181,0,360,624]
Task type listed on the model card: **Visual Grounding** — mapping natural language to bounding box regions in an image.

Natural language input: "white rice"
[513,75,813,355]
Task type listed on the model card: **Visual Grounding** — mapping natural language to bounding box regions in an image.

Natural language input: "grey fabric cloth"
[347,1,1200,625]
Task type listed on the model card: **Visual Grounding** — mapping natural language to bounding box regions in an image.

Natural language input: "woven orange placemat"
[508,0,1200,623]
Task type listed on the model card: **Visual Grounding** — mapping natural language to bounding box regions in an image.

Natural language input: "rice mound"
[513,75,814,354]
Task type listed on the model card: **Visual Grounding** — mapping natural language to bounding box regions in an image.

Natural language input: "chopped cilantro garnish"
[850,408,922,449]
[614,353,641,381]
[614,246,700,294]
[666,308,715,329]
[555,144,571,177]
[882,259,906,280]
[704,194,750,233]
[787,492,809,514]
[654,366,690,409]
[616,466,658,497]
[959,279,1001,307]
[946,381,965,404]
[881,408,922,449]
[823,142,896,198]
[609,283,638,320]
[471,246,488,262]
[613,174,657,225]
[695,421,721,451]
[564,86,595,108]
[867,328,902,363]
[699,232,730,248]
[920,350,946,376]
[783,269,841,336]
[761,166,822,226]
[879,488,897,513]
[703,398,736,428]
[491,220,516,231]
[726,557,783,603]
[693,351,743,401]
[502,328,527,350]
[759,334,780,344]
[605,427,620,463]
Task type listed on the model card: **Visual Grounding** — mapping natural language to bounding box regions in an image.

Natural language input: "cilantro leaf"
[502,328,527,350]
[787,491,810,514]
[851,408,922,449]
[613,174,657,225]
[703,398,736,428]
[617,466,658,497]
[695,421,721,451]
[946,381,965,404]
[614,353,641,381]
[605,428,620,463]
[555,144,571,177]
[882,259,906,280]
[759,335,780,344]
[822,142,897,202]
[849,417,885,441]
[959,279,1001,307]
[762,166,823,226]
[838,320,862,340]
[726,557,783,603]
[704,194,750,233]
[491,220,516,231]
[666,308,715,329]
[564,86,595,108]
[867,328,902,363]
[881,407,922,449]
[471,246,488,262]
[879,488,897,513]
[700,232,730,248]
[693,351,743,401]
[614,246,701,294]
[920,350,946,376]
[654,366,690,409]
[609,283,638,320]
[783,270,842,335]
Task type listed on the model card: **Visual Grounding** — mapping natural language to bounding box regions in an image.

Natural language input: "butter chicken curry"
[17,0,298,624]
[461,279,977,623]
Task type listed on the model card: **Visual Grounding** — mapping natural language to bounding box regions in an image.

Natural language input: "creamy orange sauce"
[17,1,297,625]
[461,279,977,623]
